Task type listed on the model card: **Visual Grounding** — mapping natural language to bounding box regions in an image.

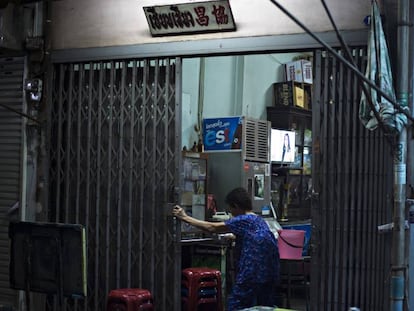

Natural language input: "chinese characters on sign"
[143,0,236,36]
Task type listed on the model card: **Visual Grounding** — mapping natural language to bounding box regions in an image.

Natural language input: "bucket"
[278,229,305,259]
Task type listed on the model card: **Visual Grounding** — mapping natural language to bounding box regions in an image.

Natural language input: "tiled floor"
[288,298,308,311]
[276,289,309,311]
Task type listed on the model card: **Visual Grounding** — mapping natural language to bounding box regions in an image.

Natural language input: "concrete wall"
[48,0,372,151]
[51,0,371,50]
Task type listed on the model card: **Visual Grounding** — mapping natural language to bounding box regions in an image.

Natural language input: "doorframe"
[50,30,368,63]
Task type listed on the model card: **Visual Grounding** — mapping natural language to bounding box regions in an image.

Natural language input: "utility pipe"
[409,0,414,309]
[391,0,410,309]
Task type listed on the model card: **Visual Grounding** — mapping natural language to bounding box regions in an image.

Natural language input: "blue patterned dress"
[225,214,280,310]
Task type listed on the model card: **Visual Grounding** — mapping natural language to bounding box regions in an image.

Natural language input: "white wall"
[181,52,308,149]
[181,58,201,150]
[51,0,371,50]
[242,53,306,119]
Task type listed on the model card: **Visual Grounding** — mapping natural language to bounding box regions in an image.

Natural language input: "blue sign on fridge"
[202,116,243,151]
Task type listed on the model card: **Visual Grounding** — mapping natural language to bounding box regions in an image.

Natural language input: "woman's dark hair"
[225,187,252,211]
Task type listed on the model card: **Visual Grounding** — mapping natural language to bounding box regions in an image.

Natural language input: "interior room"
[180,52,313,310]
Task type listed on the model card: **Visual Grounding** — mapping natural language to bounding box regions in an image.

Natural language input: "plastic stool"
[181,267,223,311]
[107,288,154,311]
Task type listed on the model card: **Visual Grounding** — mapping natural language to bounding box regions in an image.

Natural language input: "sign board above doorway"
[143,0,236,36]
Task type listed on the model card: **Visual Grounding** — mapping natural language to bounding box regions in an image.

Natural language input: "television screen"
[270,129,296,163]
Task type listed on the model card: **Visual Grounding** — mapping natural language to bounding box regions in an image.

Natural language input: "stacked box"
[273,81,305,108]
[303,85,312,110]
[285,59,313,84]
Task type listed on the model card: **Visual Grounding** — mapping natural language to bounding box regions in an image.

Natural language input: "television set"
[270,129,296,164]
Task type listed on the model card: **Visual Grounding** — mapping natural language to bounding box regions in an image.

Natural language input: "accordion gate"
[48,58,180,311]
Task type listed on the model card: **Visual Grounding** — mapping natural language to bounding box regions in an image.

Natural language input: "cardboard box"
[294,85,305,108]
[285,59,313,84]
[303,85,312,110]
[273,81,305,108]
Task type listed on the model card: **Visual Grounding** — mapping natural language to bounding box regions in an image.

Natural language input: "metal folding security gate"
[48,58,181,311]
[0,56,26,310]
[310,48,393,310]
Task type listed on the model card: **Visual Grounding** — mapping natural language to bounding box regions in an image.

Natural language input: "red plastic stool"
[107,288,154,311]
[181,267,223,311]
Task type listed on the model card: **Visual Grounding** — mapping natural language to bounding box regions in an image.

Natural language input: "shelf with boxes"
[266,58,313,221]
[273,58,313,110]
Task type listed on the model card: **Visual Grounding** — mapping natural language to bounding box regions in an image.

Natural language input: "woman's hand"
[172,205,187,219]
[172,205,228,233]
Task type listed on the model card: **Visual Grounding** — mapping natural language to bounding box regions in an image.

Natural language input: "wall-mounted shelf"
[267,106,312,221]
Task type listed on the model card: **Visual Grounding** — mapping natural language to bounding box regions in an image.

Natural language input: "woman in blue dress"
[173,187,280,310]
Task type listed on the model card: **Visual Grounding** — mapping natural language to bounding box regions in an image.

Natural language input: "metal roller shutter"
[0,56,25,309]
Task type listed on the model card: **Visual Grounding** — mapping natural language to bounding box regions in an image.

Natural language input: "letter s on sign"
[216,130,225,144]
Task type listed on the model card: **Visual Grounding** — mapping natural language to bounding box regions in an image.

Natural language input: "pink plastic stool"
[181,267,223,311]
